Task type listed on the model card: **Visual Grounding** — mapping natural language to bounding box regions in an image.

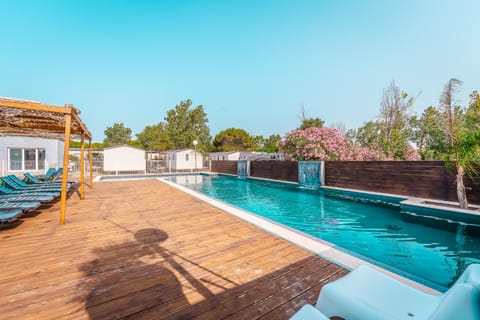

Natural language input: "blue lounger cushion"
[0,184,60,197]
[0,201,41,212]
[290,304,329,320]
[316,264,480,320]
[3,176,66,191]
[24,173,75,185]
[0,208,24,224]
[0,194,55,203]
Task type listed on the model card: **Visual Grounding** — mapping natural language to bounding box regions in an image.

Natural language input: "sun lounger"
[315,264,480,320]
[8,175,65,189]
[0,194,55,204]
[24,173,76,186]
[38,168,56,181]
[0,208,24,224]
[2,176,65,192]
[7,175,68,192]
[290,304,329,320]
[0,184,60,198]
[49,168,64,181]
[0,201,41,212]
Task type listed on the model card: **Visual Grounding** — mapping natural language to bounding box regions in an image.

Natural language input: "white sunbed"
[315,264,480,320]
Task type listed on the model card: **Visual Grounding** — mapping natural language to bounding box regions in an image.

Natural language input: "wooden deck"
[0,179,348,319]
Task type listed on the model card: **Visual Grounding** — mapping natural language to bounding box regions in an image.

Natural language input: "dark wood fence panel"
[325,161,480,205]
[211,160,237,175]
[250,160,298,182]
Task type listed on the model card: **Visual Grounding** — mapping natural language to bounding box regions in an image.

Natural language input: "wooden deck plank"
[0,179,347,319]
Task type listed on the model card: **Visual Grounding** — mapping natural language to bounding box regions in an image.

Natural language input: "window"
[185,154,189,161]
[8,148,46,171]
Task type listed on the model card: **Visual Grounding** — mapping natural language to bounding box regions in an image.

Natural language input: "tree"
[213,128,254,151]
[103,123,132,147]
[378,80,415,159]
[252,134,281,152]
[439,78,472,208]
[465,90,480,132]
[261,134,281,153]
[253,135,265,151]
[298,103,324,129]
[164,100,211,151]
[411,106,445,160]
[136,123,169,151]
[346,81,418,160]
[70,140,103,149]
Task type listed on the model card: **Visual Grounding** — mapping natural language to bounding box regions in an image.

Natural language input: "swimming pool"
[165,174,480,291]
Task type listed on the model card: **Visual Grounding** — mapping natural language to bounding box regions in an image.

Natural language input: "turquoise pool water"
[165,174,480,291]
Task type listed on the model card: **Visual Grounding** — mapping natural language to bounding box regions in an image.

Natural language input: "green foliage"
[378,80,415,159]
[299,117,324,130]
[466,91,480,132]
[410,106,445,160]
[164,99,211,151]
[261,134,281,153]
[298,104,324,129]
[346,81,416,160]
[103,122,132,147]
[213,128,254,151]
[438,78,480,208]
[252,134,281,152]
[136,123,169,151]
[69,140,105,149]
[347,121,382,148]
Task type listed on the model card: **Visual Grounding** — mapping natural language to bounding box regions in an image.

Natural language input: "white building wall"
[209,152,240,160]
[103,146,146,171]
[0,136,63,175]
[167,149,203,170]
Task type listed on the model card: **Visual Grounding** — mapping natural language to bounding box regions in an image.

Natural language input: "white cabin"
[165,149,203,170]
[103,145,146,172]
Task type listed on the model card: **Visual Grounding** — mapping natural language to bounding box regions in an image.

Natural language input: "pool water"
[166,174,480,291]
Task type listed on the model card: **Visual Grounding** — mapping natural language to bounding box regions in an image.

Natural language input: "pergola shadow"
[77,227,347,319]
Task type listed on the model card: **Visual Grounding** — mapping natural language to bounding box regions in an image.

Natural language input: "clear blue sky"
[1,0,478,142]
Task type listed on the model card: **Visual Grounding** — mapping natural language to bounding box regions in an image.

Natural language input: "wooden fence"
[250,160,298,182]
[210,160,480,204]
[210,160,237,175]
[325,161,480,204]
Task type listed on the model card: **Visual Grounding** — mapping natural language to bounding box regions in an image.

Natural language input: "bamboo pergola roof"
[0,97,92,140]
[0,96,93,224]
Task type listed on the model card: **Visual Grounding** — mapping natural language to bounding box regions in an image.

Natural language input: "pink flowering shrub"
[403,144,421,160]
[280,127,379,161]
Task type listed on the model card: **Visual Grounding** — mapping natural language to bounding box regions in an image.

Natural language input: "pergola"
[0,97,93,224]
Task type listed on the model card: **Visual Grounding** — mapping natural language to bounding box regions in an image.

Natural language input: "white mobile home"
[208,151,241,161]
[103,145,146,172]
[166,149,203,170]
[0,136,64,175]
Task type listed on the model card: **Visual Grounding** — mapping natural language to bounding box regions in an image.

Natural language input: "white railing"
[0,159,210,178]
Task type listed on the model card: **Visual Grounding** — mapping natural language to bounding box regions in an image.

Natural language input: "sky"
[1,0,479,142]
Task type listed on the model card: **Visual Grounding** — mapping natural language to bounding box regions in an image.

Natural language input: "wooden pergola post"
[0,97,92,225]
[89,138,93,187]
[60,112,72,225]
[80,134,85,199]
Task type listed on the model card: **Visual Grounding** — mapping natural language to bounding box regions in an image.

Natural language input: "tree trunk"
[456,165,469,209]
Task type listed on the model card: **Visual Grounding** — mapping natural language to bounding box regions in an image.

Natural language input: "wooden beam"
[60,114,72,225]
[0,99,70,114]
[80,135,85,200]
[89,139,93,188]
[71,108,93,140]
